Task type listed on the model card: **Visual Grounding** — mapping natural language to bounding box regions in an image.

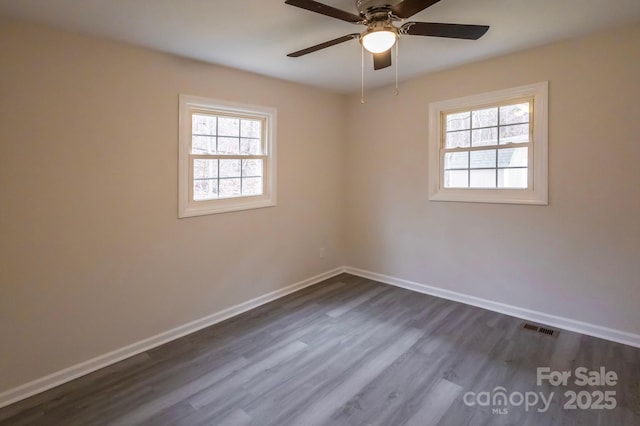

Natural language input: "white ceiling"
[1,0,639,93]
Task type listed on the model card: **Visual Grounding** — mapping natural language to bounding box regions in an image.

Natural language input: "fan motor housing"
[356,0,402,15]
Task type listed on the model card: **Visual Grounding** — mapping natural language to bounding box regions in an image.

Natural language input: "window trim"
[428,82,548,205]
[178,95,277,218]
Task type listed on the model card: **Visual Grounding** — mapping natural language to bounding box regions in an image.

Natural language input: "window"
[428,82,548,205]
[179,95,276,217]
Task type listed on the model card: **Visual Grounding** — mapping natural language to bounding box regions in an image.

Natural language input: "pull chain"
[361,43,365,104]
[394,39,399,96]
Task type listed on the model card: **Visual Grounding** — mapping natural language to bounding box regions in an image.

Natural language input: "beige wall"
[0,20,346,392]
[2,17,639,397]
[345,24,640,335]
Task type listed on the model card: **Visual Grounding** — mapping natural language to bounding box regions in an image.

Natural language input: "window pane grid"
[190,111,266,201]
[192,156,265,201]
[442,101,531,189]
[442,147,529,188]
[443,101,530,150]
[467,124,501,131]
[191,114,264,156]
[194,176,262,180]
[442,142,530,154]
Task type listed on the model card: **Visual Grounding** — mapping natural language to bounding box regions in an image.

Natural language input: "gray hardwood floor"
[1,274,639,425]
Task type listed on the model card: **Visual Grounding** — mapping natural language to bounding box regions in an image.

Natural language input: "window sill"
[429,188,547,205]
[179,195,276,218]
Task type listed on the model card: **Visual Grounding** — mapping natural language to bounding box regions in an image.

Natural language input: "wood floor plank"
[216,408,252,426]
[329,347,450,425]
[403,378,463,426]
[244,308,419,424]
[1,274,639,426]
[188,340,309,409]
[283,328,423,426]
[106,356,250,425]
[325,286,386,318]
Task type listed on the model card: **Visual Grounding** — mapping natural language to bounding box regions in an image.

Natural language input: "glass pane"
[240,120,261,138]
[500,124,529,144]
[445,131,470,149]
[191,135,216,154]
[194,179,218,201]
[240,138,262,155]
[472,107,498,128]
[500,102,530,125]
[444,151,468,170]
[217,137,240,155]
[498,168,528,188]
[498,147,528,167]
[218,117,240,136]
[470,149,496,169]
[446,111,471,131]
[444,170,468,188]
[242,177,263,196]
[470,169,496,188]
[242,159,263,177]
[219,159,241,178]
[219,178,241,198]
[471,128,498,147]
[192,114,216,136]
[193,159,218,179]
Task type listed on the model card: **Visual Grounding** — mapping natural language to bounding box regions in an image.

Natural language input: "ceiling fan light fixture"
[285,0,491,75]
[361,26,398,54]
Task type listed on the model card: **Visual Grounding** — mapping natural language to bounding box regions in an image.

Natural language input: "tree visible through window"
[191,114,265,200]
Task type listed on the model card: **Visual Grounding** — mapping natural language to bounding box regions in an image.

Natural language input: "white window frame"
[178,95,277,218]
[428,82,548,205]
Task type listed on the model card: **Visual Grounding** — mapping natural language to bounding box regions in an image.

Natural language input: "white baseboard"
[4,265,639,409]
[344,266,640,349]
[0,267,346,409]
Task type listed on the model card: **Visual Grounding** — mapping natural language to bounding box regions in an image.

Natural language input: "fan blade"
[402,22,489,40]
[287,34,360,57]
[391,0,442,19]
[284,0,363,24]
[373,50,392,70]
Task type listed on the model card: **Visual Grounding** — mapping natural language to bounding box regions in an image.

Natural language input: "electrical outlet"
[319,247,326,259]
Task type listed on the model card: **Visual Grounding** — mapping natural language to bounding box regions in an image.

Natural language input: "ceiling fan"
[285,0,490,71]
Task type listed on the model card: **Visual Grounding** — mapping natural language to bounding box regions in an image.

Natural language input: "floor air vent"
[538,327,556,336]
[522,323,558,337]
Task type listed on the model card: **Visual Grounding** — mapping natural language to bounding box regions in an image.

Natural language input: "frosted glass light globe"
[361,30,397,54]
